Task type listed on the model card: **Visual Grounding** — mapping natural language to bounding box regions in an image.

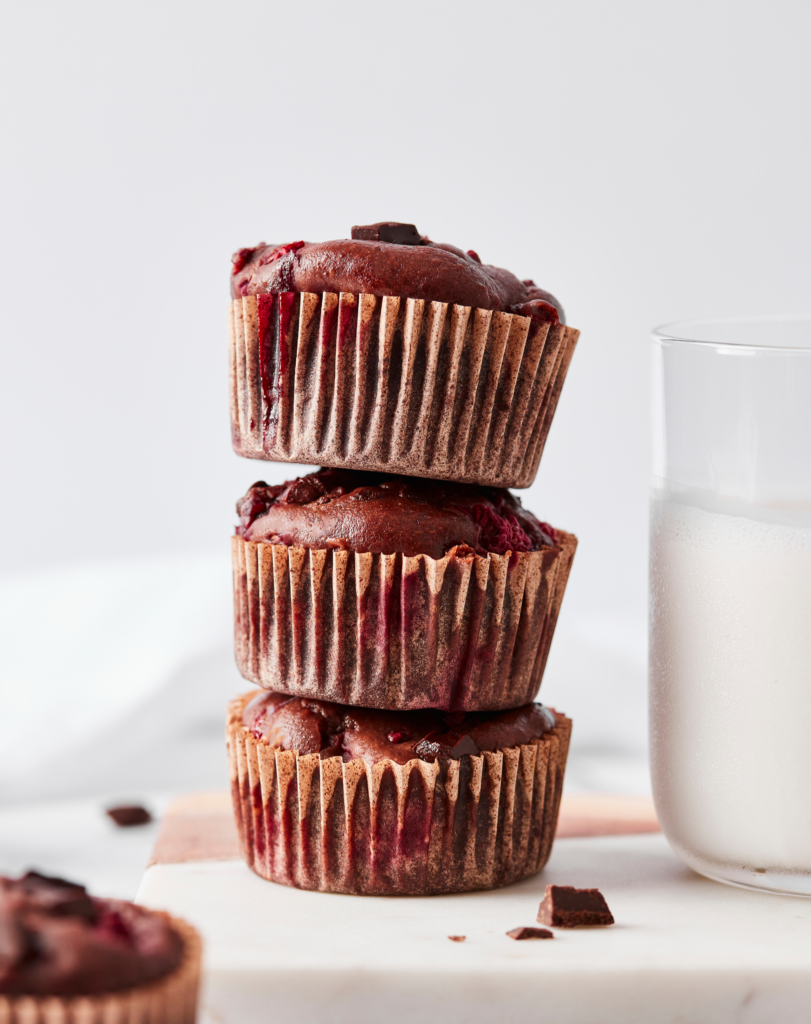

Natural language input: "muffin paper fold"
[0,916,201,1024]
[229,292,579,489]
[232,530,576,712]
[228,692,571,895]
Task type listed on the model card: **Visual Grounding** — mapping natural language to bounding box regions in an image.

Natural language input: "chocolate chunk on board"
[506,926,554,940]
[537,885,614,927]
[447,935,466,942]
[351,222,422,245]
[106,804,153,827]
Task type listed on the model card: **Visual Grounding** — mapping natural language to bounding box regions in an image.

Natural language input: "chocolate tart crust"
[0,915,201,1024]
[227,692,572,896]
[232,530,576,712]
[228,292,579,489]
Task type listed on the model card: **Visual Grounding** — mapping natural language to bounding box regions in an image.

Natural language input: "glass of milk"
[650,316,811,895]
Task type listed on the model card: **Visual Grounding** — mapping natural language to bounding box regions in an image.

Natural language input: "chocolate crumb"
[106,805,152,828]
[537,885,614,927]
[447,935,466,942]
[506,926,553,940]
[351,222,422,245]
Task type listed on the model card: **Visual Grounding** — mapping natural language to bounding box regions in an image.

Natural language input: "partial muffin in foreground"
[233,468,577,711]
[228,223,579,488]
[228,690,571,896]
[0,871,200,1023]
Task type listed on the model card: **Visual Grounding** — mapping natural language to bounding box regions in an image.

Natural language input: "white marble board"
[137,833,811,1024]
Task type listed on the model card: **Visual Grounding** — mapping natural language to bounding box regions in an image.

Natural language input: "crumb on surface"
[506,926,554,940]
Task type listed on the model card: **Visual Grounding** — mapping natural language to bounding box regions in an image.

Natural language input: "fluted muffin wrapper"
[232,529,576,712]
[229,292,579,489]
[227,691,572,896]
[0,916,201,1024]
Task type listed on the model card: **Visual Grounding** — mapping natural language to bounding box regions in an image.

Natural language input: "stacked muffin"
[226,224,579,895]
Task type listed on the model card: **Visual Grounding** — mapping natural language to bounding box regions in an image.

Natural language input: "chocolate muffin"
[228,223,579,488]
[0,872,200,1022]
[233,468,577,711]
[228,690,571,895]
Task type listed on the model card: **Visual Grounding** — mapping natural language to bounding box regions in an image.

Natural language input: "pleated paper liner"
[232,529,577,712]
[227,692,572,896]
[0,916,201,1024]
[228,292,579,489]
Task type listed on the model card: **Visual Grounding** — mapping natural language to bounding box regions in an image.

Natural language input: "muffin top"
[242,691,557,765]
[236,468,556,560]
[230,222,565,325]
[0,872,184,996]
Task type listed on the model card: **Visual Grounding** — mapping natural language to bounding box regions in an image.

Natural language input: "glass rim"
[652,314,811,352]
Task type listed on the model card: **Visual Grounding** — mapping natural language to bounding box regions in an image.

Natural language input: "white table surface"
[138,833,811,1024]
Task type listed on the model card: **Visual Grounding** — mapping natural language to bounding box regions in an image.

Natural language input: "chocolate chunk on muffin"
[228,690,571,895]
[228,224,579,487]
[232,469,577,711]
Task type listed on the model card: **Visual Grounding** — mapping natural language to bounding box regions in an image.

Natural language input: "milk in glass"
[650,488,811,892]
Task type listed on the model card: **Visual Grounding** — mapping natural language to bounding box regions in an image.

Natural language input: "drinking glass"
[650,316,811,895]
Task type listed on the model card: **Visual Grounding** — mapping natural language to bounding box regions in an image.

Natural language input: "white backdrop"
[0,1,809,815]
